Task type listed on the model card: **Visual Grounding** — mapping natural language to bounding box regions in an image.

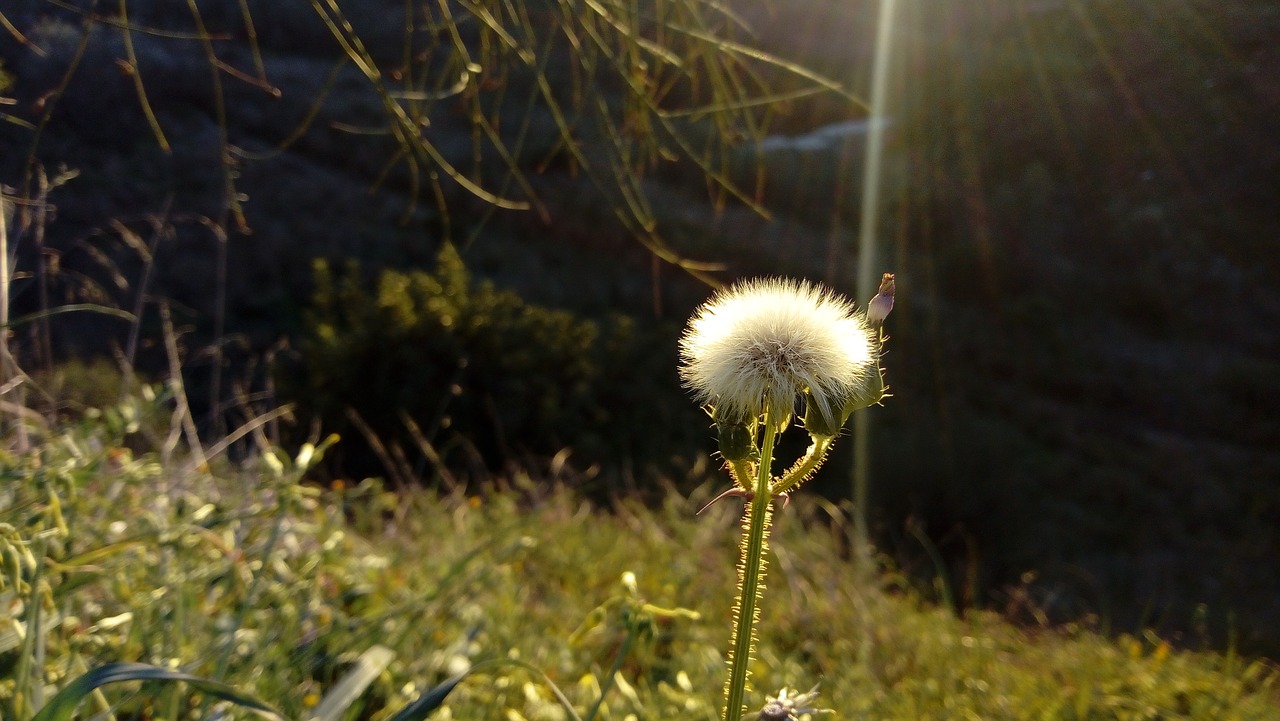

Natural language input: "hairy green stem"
[722,416,778,721]
[773,434,835,496]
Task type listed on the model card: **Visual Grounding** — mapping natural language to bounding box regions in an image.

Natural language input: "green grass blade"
[307,645,395,721]
[0,304,135,330]
[382,671,468,721]
[30,662,285,721]
[1,113,38,130]
[384,658,585,721]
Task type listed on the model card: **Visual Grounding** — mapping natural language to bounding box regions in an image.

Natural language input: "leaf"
[307,645,395,721]
[30,662,285,721]
[383,671,469,721]
[0,304,135,330]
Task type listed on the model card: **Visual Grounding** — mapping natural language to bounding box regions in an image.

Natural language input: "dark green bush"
[294,244,697,487]
[29,356,129,414]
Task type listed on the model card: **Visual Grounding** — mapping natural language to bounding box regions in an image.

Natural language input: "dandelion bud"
[866,273,895,325]
[716,419,759,462]
[803,359,885,437]
[802,391,843,439]
[711,404,759,462]
[840,360,886,415]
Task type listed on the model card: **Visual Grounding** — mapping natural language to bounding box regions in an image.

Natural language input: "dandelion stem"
[722,413,778,721]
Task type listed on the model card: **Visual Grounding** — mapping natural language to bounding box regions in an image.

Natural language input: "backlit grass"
[1,390,1276,720]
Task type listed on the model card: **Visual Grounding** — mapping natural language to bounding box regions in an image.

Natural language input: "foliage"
[1,400,1277,721]
[26,356,129,414]
[294,243,696,485]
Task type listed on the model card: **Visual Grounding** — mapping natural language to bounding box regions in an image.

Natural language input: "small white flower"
[679,278,878,427]
[747,685,832,721]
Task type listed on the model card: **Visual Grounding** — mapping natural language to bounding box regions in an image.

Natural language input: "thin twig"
[401,411,460,491]
[159,301,207,470]
[345,407,412,490]
[0,190,30,452]
[183,404,296,477]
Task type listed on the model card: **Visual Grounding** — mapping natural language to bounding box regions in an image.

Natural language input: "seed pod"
[711,405,759,463]
[802,391,843,439]
[840,362,887,416]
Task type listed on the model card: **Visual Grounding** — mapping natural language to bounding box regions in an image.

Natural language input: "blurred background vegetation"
[1,0,1278,661]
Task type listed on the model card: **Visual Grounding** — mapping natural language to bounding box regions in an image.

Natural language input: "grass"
[1,388,1277,721]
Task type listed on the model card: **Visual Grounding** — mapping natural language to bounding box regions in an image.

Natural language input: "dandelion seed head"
[679,278,878,426]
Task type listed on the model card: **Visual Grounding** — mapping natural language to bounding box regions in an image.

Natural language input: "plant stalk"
[721,415,778,721]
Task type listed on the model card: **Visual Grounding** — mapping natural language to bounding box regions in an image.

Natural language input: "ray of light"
[852,0,899,563]
[1012,0,1087,180]
[1065,0,1201,212]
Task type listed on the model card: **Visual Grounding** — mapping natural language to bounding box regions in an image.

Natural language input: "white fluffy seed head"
[679,278,878,428]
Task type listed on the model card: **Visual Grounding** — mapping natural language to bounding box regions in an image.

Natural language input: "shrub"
[28,357,129,415]
[293,244,695,487]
